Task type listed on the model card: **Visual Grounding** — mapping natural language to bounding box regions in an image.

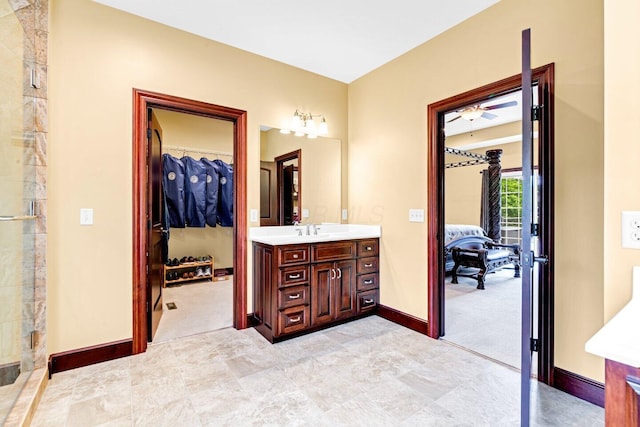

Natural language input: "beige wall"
[260,129,342,224]
[348,0,605,381]
[603,0,640,318]
[47,0,347,353]
[154,110,234,269]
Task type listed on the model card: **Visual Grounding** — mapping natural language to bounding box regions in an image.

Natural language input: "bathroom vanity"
[250,224,380,342]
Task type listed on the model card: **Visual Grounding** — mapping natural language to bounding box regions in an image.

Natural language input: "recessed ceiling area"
[92,0,500,83]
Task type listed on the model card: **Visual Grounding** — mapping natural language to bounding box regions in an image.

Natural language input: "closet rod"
[164,145,233,157]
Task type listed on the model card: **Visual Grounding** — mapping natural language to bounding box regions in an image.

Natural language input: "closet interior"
[152,109,235,343]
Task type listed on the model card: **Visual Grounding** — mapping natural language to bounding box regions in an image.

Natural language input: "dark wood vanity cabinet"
[253,238,379,342]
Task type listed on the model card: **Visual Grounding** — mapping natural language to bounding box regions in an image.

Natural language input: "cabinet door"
[334,260,357,320]
[311,262,334,326]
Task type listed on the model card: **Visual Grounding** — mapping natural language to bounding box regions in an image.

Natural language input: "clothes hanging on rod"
[213,159,233,227]
[162,154,186,228]
[200,158,220,227]
[182,156,207,227]
[161,152,234,229]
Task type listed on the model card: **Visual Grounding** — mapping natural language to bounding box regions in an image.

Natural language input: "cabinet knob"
[363,279,373,285]
[288,293,301,300]
[290,316,301,323]
[293,254,299,259]
[366,246,372,251]
[336,267,342,279]
[363,298,374,305]
[364,263,373,268]
[288,273,301,279]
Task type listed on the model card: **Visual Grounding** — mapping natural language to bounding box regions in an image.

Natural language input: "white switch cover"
[302,209,310,219]
[342,209,348,221]
[250,209,258,223]
[80,208,93,225]
[622,211,640,248]
[409,209,425,223]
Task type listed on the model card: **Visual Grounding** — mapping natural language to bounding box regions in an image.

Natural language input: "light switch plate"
[250,209,258,223]
[80,208,93,225]
[342,209,348,220]
[622,211,640,248]
[409,209,425,223]
[302,209,309,219]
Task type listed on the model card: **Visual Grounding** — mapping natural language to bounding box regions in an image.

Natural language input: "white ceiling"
[92,0,500,83]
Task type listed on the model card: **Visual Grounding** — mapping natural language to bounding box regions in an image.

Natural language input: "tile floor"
[31,316,603,426]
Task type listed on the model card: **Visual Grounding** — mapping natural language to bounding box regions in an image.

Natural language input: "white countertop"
[249,223,381,246]
[585,266,640,367]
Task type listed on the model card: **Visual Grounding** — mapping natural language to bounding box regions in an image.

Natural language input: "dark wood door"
[260,161,278,226]
[311,262,334,326]
[334,260,356,320]
[147,108,164,341]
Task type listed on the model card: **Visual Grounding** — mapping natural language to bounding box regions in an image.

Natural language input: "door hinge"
[531,223,539,236]
[532,105,543,121]
[530,338,539,352]
[146,301,149,313]
[148,219,152,230]
[147,128,152,139]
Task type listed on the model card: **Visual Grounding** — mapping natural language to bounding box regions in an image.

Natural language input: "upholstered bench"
[451,242,520,290]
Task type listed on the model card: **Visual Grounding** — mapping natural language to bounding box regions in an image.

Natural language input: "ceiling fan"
[446,100,518,123]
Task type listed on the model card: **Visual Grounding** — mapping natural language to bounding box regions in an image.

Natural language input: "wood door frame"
[132,88,248,354]
[426,63,555,384]
[274,149,302,225]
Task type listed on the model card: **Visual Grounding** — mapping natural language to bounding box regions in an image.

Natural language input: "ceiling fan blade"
[446,115,462,123]
[481,112,497,120]
[483,100,518,110]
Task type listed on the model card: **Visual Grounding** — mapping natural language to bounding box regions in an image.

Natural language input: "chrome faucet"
[305,223,319,236]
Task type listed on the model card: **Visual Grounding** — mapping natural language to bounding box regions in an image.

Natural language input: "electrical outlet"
[342,209,348,220]
[409,209,425,223]
[250,209,258,223]
[302,209,310,219]
[622,211,640,248]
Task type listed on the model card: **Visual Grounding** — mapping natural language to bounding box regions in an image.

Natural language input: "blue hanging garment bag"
[162,154,185,228]
[200,158,220,227]
[182,156,207,227]
[214,159,234,227]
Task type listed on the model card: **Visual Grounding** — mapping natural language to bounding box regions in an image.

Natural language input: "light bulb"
[305,118,317,136]
[290,112,302,131]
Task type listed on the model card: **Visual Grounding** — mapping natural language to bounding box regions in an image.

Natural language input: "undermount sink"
[249,224,381,246]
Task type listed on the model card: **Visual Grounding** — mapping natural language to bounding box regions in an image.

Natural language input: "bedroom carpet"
[153,278,233,343]
[444,268,522,369]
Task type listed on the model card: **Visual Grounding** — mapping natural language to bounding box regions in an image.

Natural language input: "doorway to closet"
[132,89,248,355]
[151,109,235,343]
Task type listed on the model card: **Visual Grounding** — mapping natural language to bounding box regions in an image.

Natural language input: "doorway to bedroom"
[427,64,555,385]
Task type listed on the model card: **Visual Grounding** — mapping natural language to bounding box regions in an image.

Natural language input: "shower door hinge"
[30,330,37,349]
[532,105,543,121]
[530,338,539,352]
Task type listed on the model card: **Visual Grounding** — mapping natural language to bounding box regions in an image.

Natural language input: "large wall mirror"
[260,127,341,225]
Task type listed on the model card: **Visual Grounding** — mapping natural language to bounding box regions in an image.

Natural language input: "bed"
[444,224,520,289]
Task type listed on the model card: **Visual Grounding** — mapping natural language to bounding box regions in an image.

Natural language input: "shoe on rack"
[189,271,195,278]
[203,266,211,276]
[195,267,204,277]
[182,272,189,279]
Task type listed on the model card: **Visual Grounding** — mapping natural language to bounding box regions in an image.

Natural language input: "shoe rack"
[164,256,214,287]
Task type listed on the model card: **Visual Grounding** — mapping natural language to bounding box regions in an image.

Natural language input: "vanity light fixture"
[280,110,328,138]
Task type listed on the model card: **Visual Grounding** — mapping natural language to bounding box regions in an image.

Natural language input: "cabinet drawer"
[277,244,310,265]
[357,257,378,275]
[357,290,378,313]
[311,241,356,262]
[280,265,309,286]
[357,239,379,257]
[278,305,310,335]
[278,285,309,310]
[357,273,378,291]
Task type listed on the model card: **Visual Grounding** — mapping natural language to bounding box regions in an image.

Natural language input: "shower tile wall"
[1,0,48,373]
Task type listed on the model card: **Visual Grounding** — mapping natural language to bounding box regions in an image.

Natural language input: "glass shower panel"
[0,0,36,422]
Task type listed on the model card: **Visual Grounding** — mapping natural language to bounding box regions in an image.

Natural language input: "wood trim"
[132,89,248,354]
[377,305,429,335]
[427,64,555,385]
[275,149,302,225]
[48,339,133,376]
[553,366,604,408]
